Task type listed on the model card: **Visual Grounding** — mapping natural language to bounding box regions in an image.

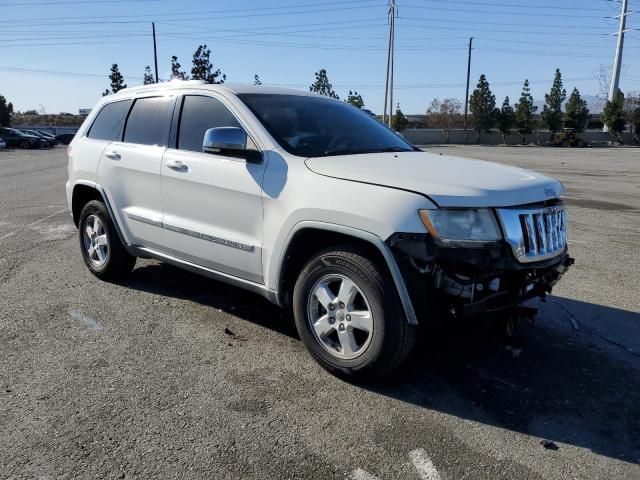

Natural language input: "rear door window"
[87,100,132,141]
[177,95,240,152]
[123,96,173,146]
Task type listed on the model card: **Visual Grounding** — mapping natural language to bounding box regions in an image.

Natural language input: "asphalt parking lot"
[1,145,639,479]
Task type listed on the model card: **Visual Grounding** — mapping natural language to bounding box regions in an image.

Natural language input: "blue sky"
[1,0,639,114]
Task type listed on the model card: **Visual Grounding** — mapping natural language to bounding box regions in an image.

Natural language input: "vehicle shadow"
[125,261,640,464]
[373,297,640,464]
[124,261,297,338]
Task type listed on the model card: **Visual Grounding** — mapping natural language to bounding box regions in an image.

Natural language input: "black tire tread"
[293,245,416,381]
[78,200,136,281]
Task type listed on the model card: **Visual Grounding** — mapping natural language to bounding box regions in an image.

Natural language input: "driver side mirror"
[202,127,262,163]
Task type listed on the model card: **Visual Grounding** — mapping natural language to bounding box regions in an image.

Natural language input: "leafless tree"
[427,98,462,143]
[593,64,629,110]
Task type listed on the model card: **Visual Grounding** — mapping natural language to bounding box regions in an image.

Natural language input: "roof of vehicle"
[113,80,317,98]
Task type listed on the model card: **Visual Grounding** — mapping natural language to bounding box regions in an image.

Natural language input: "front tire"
[78,200,136,281]
[293,246,416,381]
[19,140,31,149]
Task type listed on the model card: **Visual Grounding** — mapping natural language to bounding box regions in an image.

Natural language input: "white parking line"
[409,449,441,480]
[348,468,380,480]
[0,207,69,242]
[69,309,103,332]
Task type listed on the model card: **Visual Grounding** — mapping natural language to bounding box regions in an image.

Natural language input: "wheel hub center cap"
[336,310,345,321]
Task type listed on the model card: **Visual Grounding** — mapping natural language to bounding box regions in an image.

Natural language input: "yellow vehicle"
[551,128,587,148]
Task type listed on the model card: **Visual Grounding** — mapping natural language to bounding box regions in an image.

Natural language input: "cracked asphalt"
[1,145,639,479]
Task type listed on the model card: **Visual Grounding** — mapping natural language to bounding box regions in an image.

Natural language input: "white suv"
[67,80,573,379]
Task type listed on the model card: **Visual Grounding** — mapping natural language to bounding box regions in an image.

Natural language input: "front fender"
[271,221,419,325]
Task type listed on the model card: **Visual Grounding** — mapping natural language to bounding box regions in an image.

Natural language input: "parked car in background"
[37,131,59,146]
[20,129,55,147]
[0,128,44,149]
[55,133,76,145]
[0,138,6,149]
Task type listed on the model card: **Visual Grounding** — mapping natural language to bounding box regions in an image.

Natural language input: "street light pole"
[463,37,473,144]
[604,0,629,131]
[383,0,396,127]
[152,22,159,83]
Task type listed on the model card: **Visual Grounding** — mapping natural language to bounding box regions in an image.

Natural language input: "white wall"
[402,129,637,146]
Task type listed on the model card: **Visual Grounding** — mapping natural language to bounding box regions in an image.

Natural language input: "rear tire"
[78,200,136,281]
[293,246,417,381]
[19,140,30,149]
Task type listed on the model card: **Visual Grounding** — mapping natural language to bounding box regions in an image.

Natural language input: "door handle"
[104,150,121,160]
[165,159,188,170]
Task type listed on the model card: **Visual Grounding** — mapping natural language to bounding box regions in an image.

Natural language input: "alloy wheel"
[83,215,109,268]
[307,274,374,360]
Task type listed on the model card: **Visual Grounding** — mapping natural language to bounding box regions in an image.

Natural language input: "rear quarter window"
[123,96,173,146]
[87,99,132,141]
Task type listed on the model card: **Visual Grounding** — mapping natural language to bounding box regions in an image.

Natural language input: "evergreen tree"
[542,68,566,132]
[143,66,155,85]
[497,96,515,144]
[468,74,497,142]
[602,89,627,142]
[391,103,408,131]
[254,74,262,86]
[631,106,640,144]
[191,45,225,84]
[0,94,14,127]
[309,69,339,99]
[564,88,590,132]
[109,63,126,93]
[345,90,364,109]
[515,79,538,143]
[170,56,189,80]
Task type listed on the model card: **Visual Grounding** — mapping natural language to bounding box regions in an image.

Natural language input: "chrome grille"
[496,205,567,263]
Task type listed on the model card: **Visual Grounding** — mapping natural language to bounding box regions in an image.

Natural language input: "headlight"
[419,209,501,244]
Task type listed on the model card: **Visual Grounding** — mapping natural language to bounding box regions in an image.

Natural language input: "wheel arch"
[71,183,103,226]
[71,181,128,246]
[274,222,418,325]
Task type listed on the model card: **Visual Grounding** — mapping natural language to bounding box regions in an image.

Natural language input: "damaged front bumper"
[387,233,574,321]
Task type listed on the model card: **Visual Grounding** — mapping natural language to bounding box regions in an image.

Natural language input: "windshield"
[238,93,416,157]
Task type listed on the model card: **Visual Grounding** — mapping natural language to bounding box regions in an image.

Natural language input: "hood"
[305,151,564,208]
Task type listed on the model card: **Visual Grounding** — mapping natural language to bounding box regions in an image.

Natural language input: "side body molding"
[273,221,419,325]
[71,183,419,325]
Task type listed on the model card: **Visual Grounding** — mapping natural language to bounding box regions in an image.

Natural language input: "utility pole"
[152,22,159,83]
[383,0,396,127]
[605,0,629,131]
[463,37,473,144]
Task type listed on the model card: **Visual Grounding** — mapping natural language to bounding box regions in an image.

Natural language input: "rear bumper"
[387,233,573,321]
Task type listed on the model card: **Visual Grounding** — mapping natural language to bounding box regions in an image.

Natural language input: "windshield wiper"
[374,146,413,153]
[321,148,367,157]
[320,146,414,157]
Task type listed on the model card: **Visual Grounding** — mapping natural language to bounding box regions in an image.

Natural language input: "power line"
[396,20,618,36]
[4,0,167,5]
[405,0,624,12]
[3,2,386,25]
[400,15,614,29]
[0,20,391,40]
[0,66,596,91]
[400,4,608,19]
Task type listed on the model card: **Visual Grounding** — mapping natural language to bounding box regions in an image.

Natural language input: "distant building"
[78,108,92,116]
